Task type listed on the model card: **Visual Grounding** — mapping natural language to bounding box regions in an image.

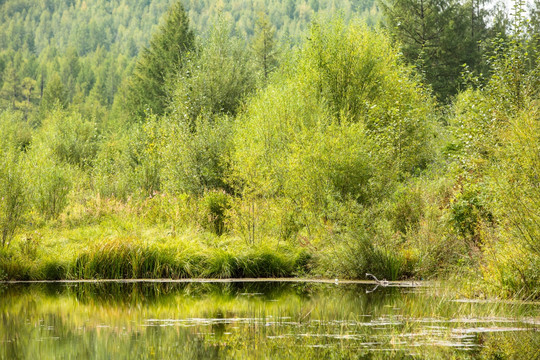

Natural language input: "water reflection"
[1,281,538,359]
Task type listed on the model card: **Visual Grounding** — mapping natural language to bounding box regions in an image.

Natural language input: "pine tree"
[126,2,195,120]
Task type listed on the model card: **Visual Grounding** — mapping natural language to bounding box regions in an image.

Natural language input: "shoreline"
[0,277,427,286]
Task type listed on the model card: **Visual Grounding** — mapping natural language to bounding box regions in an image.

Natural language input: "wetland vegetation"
[1,2,540,357]
[0,0,539,306]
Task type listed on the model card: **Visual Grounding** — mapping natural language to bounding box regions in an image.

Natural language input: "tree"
[0,63,21,109]
[41,73,68,111]
[252,13,279,82]
[61,47,81,102]
[380,0,492,100]
[20,77,37,119]
[170,18,256,126]
[285,0,296,19]
[528,0,540,68]
[126,2,195,120]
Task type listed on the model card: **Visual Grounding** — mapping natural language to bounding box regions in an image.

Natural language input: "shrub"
[25,147,72,220]
[161,115,234,196]
[38,108,99,169]
[92,133,136,199]
[201,190,231,236]
[170,18,256,125]
[0,147,26,247]
[231,19,436,216]
[388,185,424,236]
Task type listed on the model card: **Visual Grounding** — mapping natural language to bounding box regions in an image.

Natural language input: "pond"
[0,280,538,359]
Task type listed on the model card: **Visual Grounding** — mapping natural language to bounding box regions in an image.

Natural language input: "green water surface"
[0,281,538,359]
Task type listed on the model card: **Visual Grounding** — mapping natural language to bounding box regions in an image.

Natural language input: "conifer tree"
[126,2,194,120]
[252,13,278,82]
[380,0,492,100]
[41,73,68,111]
[0,63,21,109]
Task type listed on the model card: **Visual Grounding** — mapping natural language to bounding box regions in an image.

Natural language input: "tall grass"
[72,239,181,279]
[0,232,310,281]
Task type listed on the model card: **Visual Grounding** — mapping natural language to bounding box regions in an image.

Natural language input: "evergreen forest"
[0,0,539,300]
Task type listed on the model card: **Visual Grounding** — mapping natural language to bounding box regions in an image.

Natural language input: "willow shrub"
[92,115,163,199]
[170,18,256,126]
[25,146,73,220]
[450,17,540,297]
[161,114,234,196]
[231,20,436,245]
[483,105,540,298]
[0,112,28,247]
[92,133,136,199]
[0,147,26,247]
[37,108,99,169]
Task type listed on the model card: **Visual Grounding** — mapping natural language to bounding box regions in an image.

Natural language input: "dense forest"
[0,0,379,119]
[0,0,539,300]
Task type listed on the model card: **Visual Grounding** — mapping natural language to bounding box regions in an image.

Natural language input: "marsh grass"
[71,241,308,280]
[0,216,310,280]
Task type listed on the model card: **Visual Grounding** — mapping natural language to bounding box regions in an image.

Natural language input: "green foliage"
[233,20,435,210]
[183,0,380,42]
[130,117,163,195]
[380,0,497,100]
[448,4,540,298]
[127,2,195,119]
[40,73,68,111]
[252,13,279,82]
[316,206,412,281]
[0,111,27,248]
[388,185,424,236]
[0,0,381,121]
[25,145,72,220]
[449,184,491,242]
[0,0,179,117]
[170,18,256,125]
[93,122,162,199]
[161,112,234,195]
[284,120,375,211]
[92,133,136,199]
[303,19,436,175]
[0,145,26,248]
[38,108,99,168]
[201,190,232,236]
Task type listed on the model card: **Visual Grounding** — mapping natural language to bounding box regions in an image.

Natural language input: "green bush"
[0,147,26,247]
[232,20,436,211]
[170,18,256,125]
[92,133,136,199]
[448,16,540,297]
[161,115,234,195]
[388,185,424,236]
[201,190,232,236]
[25,147,72,220]
[38,108,99,169]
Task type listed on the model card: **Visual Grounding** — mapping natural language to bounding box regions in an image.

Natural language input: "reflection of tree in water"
[1,282,539,359]
[211,310,227,337]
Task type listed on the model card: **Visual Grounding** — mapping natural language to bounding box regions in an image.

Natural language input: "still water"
[0,280,538,359]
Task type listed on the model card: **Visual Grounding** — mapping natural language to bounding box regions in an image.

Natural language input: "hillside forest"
[0,0,539,300]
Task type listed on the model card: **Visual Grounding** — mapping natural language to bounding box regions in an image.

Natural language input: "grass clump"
[73,239,180,279]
